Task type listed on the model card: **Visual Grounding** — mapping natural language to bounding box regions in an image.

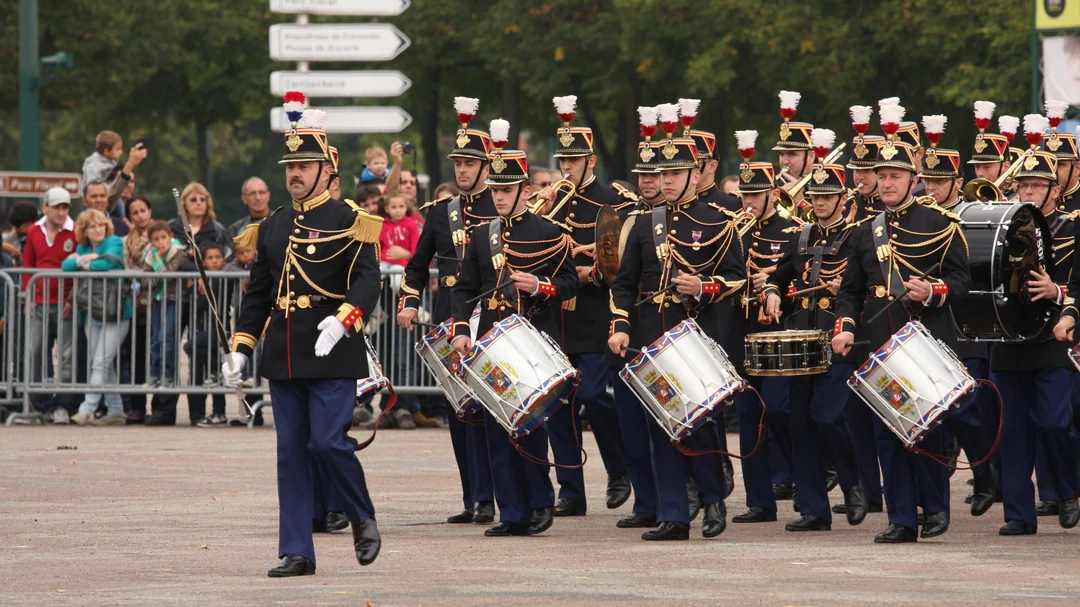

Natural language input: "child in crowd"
[141,220,187,387]
[81,130,123,194]
[359,146,389,184]
[186,244,230,427]
[379,193,419,271]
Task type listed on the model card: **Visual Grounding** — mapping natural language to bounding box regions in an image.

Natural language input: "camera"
[402,141,415,154]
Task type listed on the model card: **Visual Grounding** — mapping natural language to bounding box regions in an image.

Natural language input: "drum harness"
[797,223,852,330]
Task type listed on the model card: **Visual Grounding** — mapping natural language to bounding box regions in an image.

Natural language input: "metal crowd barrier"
[1,268,445,426]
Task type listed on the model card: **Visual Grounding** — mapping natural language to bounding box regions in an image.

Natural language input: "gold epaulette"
[343,198,360,212]
[232,207,281,250]
[419,194,453,211]
[916,195,936,206]
[612,182,639,204]
[351,209,384,244]
[628,208,650,217]
[782,225,801,234]
[1065,210,1080,222]
[926,203,962,222]
[849,215,874,228]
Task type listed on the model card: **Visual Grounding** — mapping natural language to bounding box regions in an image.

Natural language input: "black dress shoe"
[606,475,632,509]
[772,484,795,500]
[999,520,1037,536]
[920,511,949,539]
[352,518,381,566]
[702,502,727,538]
[1059,498,1080,529]
[267,554,315,578]
[447,507,474,524]
[485,521,530,537]
[472,501,495,524]
[687,480,702,521]
[964,492,974,505]
[731,507,777,523]
[528,507,553,535]
[824,467,839,493]
[844,485,868,526]
[832,503,848,514]
[785,514,832,531]
[617,512,657,528]
[970,466,997,517]
[916,512,926,526]
[867,501,884,513]
[324,511,349,532]
[874,524,917,543]
[554,497,586,517]
[1036,500,1060,516]
[641,521,690,541]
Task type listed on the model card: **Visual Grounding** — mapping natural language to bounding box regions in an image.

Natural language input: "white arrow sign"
[270,70,411,98]
[269,24,410,62]
[271,106,413,134]
[270,0,410,16]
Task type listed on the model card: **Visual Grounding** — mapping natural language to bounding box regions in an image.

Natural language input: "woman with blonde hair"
[168,182,231,258]
[61,209,132,426]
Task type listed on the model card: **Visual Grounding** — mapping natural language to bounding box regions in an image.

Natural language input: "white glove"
[221,352,248,388]
[315,316,348,357]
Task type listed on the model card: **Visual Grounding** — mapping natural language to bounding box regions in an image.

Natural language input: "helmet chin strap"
[674,172,692,204]
[464,164,486,195]
[300,161,325,201]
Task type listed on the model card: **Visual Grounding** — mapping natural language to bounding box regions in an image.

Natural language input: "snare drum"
[848,321,976,447]
[356,335,390,404]
[416,320,481,417]
[620,319,747,442]
[461,315,580,438]
[744,330,831,376]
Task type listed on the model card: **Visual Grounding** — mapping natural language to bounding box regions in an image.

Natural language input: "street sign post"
[269,23,410,62]
[269,0,410,16]
[270,70,411,98]
[0,171,80,198]
[270,106,412,133]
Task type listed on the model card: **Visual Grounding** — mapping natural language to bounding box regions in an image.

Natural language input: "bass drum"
[948,201,1053,342]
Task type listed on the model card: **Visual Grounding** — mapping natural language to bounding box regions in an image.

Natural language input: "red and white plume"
[921,115,947,148]
[735,130,758,162]
[973,100,996,133]
[999,115,1019,142]
[778,90,801,121]
[489,119,510,150]
[1023,113,1049,148]
[850,105,873,136]
[552,95,577,125]
[810,128,836,160]
[1045,100,1069,130]
[299,109,326,129]
[454,97,479,128]
[637,106,659,139]
[880,103,906,140]
[678,98,700,133]
[657,103,680,137]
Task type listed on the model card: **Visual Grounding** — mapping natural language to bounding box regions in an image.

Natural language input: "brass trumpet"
[528,173,576,217]
[777,143,847,221]
[962,151,1027,203]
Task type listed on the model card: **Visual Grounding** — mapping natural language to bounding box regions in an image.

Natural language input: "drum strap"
[650,205,669,263]
[448,195,466,259]
[872,212,907,298]
[1050,213,1070,239]
[803,224,852,288]
[487,217,518,310]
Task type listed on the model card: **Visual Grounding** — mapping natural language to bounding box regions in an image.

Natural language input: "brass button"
[568,213,575,219]
[887,295,894,301]
[753,231,760,236]
[670,230,676,235]
[289,307,296,312]
[291,244,298,249]
[890,234,897,239]
[504,231,510,238]
[673,216,679,221]
[499,306,506,311]
[571,201,577,206]
[289,291,295,297]
[753,241,759,247]
[294,228,300,234]
[289,275,296,280]
[298,215,304,220]
[465,220,472,226]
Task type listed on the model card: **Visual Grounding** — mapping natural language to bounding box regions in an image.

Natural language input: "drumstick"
[466,279,515,304]
[850,341,871,347]
[411,322,439,330]
[864,262,941,326]
[634,267,709,308]
[789,283,830,297]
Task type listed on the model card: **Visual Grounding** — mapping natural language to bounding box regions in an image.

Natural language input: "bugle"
[962,151,1027,203]
[777,143,847,221]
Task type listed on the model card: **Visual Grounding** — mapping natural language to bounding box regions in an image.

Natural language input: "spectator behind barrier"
[142,220,188,387]
[169,182,231,260]
[358,145,389,188]
[62,209,131,426]
[187,243,230,427]
[227,177,272,242]
[83,181,130,237]
[122,195,155,423]
[379,193,419,271]
[3,201,40,263]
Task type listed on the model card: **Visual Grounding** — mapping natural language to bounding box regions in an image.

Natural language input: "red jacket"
[379,216,420,268]
[23,218,77,305]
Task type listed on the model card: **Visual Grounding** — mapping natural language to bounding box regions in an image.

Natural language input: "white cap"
[43,187,72,207]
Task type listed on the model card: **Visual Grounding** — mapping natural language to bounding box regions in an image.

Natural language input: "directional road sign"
[270,0,411,16]
[270,70,411,98]
[0,171,81,198]
[269,24,410,62]
[271,106,413,134]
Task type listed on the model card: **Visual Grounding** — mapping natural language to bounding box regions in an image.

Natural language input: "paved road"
[2,418,1079,606]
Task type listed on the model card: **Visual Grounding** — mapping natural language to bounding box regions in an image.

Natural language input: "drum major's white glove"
[221,352,248,388]
[315,316,348,357]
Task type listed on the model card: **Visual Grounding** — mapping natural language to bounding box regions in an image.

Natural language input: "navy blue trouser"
[874,418,946,532]
[845,389,884,506]
[948,359,996,478]
[613,373,658,516]
[997,368,1077,526]
[270,378,375,564]
[446,404,494,509]
[736,376,792,512]
[547,353,627,509]
[646,414,726,525]
[484,412,555,526]
[311,459,342,519]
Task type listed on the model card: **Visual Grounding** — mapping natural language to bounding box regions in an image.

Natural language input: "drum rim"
[746,329,825,342]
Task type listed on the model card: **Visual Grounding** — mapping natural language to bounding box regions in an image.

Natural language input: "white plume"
[1045,99,1070,119]
[454,97,480,116]
[810,128,836,150]
[1024,113,1049,136]
[849,105,873,125]
[299,109,326,129]
[637,106,659,127]
[921,115,947,135]
[283,101,306,115]
[879,103,905,125]
[552,95,577,115]
[657,103,680,125]
[778,90,801,110]
[735,130,758,150]
[489,119,510,143]
[973,100,996,120]
[998,115,1020,135]
[878,97,900,108]
[678,98,701,118]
